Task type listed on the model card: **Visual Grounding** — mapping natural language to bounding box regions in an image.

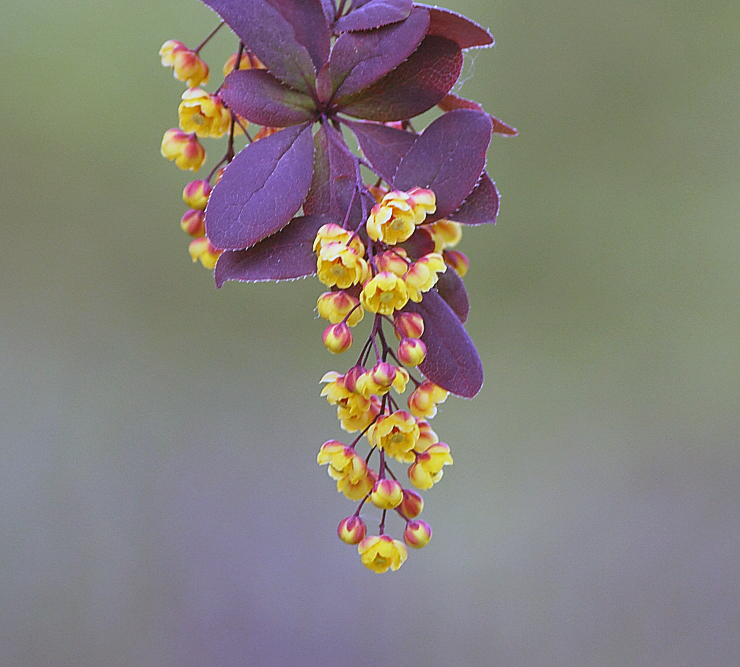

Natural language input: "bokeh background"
[2,0,739,665]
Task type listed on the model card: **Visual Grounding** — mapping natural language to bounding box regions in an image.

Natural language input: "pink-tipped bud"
[393,312,425,340]
[343,364,365,393]
[397,337,427,366]
[444,249,470,277]
[182,180,212,210]
[337,516,367,545]
[180,208,205,237]
[322,322,353,354]
[375,249,409,277]
[399,489,424,519]
[370,479,404,509]
[403,519,432,548]
[188,236,222,269]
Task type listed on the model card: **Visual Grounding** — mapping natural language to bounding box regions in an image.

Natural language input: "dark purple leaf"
[329,7,429,100]
[398,226,435,259]
[267,0,330,71]
[334,0,412,32]
[419,4,494,49]
[220,69,316,127]
[394,109,492,218]
[198,0,318,93]
[303,126,331,215]
[303,125,369,228]
[205,123,314,250]
[214,213,334,286]
[335,36,462,122]
[320,0,336,24]
[438,94,518,136]
[404,290,483,397]
[435,267,469,323]
[343,120,417,183]
[448,172,500,226]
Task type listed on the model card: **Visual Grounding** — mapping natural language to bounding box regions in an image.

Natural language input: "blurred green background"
[2,0,739,665]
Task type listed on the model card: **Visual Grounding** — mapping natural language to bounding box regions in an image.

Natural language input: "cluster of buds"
[316,189,459,573]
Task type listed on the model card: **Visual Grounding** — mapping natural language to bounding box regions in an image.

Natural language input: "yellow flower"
[179,88,231,138]
[355,362,409,398]
[357,535,408,573]
[337,394,380,433]
[366,190,423,245]
[367,410,419,463]
[320,371,353,405]
[316,291,364,326]
[360,271,408,315]
[160,40,210,88]
[408,443,453,490]
[423,219,462,252]
[316,242,369,289]
[161,128,206,171]
[404,253,447,303]
[317,441,377,500]
[313,223,364,254]
[407,380,449,419]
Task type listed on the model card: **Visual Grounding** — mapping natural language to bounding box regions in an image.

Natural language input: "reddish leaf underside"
[333,0,412,32]
[420,4,494,49]
[214,213,333,286]
[329,7,429,100]
[205,123,314,250]
[448,172,500,226]
[438,94,518,136]
[335,35,463,122]
[405,290,483,398]
[394,109,492,218]
[220,69,316,127]
[343,120,417,184]
[266,0,330,72]
[198,0,319,93]
[435,267,470,323]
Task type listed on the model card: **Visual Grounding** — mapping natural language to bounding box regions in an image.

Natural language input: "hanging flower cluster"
[158,0,515,572]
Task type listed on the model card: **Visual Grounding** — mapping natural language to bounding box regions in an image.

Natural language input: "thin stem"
[194,21,225,53]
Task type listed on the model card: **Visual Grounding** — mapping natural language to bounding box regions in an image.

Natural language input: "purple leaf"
[399,226,435,259]
[343,120,417,183]
[334,0,412,32]
[303,127,331,215]
[394,109,492,218]
[267,0,330,71]
[329,7,429,100]
[205,123,314,250]
[304,125,369,228]
[419,4,494,49]
[335,36,462,122]
[220,69,316,127]
[214,213,334,286]
[405,290,483,397]
[435,267,469,323]
[448,172,500,226]
[438,94,518,136]
[320,0,336,24]
[198,0,319,93]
